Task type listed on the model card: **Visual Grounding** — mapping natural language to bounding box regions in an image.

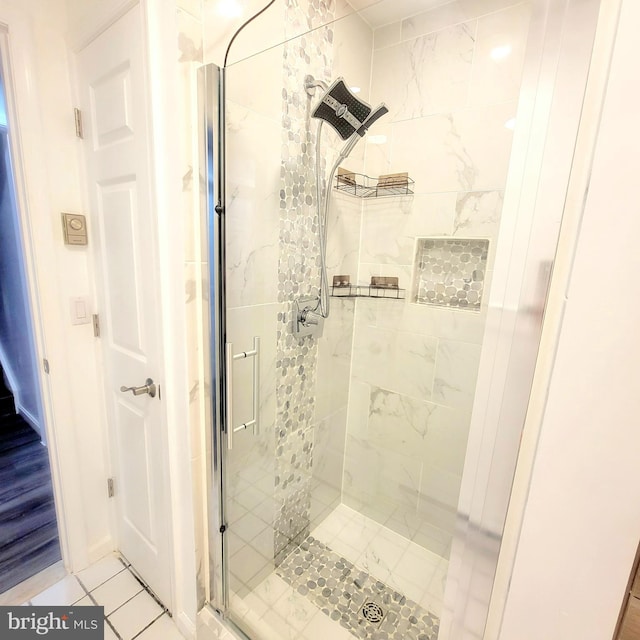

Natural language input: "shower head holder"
[304,74,328,97]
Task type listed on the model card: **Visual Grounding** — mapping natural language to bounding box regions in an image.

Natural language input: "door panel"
[90,64,133,148]
[116,398,154,542]
[99,183,144,352]
[76,4,171,607]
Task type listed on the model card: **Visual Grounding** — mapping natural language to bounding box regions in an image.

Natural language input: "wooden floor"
[0,370,60,594]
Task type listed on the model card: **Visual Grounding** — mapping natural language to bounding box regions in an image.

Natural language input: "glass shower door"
[211,52,283,629]
[203,0,604,638]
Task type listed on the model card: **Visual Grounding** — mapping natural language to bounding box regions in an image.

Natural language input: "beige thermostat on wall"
[62,213,88,246]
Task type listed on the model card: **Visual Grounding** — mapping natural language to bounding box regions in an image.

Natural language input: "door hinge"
[107,478,115,498]
[42,359,50,374]
[219,524,226,534]
[92,314,100,337]
[74,108,84,139]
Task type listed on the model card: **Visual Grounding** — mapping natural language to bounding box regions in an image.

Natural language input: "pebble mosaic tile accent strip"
[413,238,489,310]
[274,0,335,565]
[277,535,440,640]
[274,484,312,566]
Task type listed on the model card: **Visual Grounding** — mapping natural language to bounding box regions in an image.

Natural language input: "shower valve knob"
[299,308,322,327]
[293,298,324,338]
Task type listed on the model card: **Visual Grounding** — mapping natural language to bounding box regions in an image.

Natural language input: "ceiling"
[348,0,453,28]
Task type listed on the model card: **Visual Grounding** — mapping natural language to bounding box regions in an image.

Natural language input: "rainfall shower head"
[312,77,372,140]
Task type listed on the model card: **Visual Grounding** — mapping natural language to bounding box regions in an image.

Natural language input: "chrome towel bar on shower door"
[225,336,260,450]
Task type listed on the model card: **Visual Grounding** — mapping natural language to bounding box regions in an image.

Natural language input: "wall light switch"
[70,297,91,325]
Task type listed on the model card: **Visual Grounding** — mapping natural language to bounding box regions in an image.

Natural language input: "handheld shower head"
[338,104,389,160]
[356,104,389,136]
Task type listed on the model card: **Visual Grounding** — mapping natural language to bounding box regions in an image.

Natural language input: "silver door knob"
[120,378,157,398]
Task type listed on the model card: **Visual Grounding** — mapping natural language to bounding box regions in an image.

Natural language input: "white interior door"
[75,4,172,607]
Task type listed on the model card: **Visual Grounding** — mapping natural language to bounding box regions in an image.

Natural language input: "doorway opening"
[0,52,61,596]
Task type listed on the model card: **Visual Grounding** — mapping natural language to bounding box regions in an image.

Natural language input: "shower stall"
[197,0,602,638]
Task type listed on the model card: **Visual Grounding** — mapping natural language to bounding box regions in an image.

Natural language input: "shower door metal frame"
[200,61,228,616]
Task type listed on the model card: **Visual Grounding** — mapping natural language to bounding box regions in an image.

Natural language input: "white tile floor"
[227,504,449,640]
[21,554,184,640]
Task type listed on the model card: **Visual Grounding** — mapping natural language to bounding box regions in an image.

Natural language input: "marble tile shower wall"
[273,0,344,567]
[342,2,531,557]
[309,11,373,529]
[274,6,376,557]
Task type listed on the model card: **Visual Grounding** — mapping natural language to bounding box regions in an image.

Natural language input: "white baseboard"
[0,344,44,441]
[0,345,18,400]
[86,537,115,569]
[17,403,43,439]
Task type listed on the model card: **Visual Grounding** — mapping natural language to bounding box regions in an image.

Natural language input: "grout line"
[103,587,144,618]
[74,576,91,603]
[130,612,166,639]
[85,589,100,607]
[75,565,127,594]
[105,616,123,640]
[124,565,170,614]
[77,575,123,640]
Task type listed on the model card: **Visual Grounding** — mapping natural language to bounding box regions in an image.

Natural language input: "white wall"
[497,0,639,637]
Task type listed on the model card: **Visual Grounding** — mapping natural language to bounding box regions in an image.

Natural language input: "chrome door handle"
[225,337,260,450]
[120,378,157,398]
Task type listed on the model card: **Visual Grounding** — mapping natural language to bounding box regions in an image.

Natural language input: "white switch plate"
[70,296,91,325]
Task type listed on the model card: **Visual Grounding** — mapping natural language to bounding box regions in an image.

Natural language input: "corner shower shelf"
[334,168,414,198]
[331,284,406,300]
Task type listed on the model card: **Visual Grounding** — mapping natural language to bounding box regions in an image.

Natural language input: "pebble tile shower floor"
[228,503,447,639]
[276,535,439,640]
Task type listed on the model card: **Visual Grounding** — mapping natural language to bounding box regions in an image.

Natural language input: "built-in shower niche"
[412,238,489,310]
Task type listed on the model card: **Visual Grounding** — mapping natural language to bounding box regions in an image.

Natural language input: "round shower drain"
[361,600,386,626]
